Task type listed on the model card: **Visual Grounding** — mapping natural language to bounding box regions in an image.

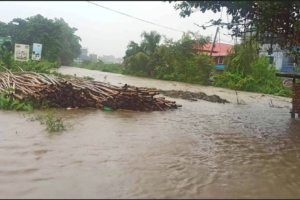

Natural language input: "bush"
[13,60,59,73]
[72,61,125,74]
[0,47,60,73]
[45,112,66,132]
[214,57,293,97]
[0,90,34,112]
[0,46,14,69]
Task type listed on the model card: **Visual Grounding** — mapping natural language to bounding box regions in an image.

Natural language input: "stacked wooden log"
[292,83,300,114]
[0,72,181,111]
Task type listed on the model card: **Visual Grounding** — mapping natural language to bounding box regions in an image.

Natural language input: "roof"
[194,43,233,57]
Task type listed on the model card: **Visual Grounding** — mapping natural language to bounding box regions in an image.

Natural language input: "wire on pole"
[86,1,185,33]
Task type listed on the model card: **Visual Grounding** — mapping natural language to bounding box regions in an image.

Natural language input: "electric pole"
[210,27,219,57]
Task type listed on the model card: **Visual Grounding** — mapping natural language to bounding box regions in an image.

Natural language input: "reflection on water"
[0,67,299,198]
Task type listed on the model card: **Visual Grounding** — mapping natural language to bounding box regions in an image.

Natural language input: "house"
[242,25,299,72]
[194,43,233,70]
[260,44,299,72]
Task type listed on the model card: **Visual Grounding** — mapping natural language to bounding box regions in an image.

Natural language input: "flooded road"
[0,66,300,199]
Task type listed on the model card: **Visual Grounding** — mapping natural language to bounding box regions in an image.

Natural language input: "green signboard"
[0,37,12,48]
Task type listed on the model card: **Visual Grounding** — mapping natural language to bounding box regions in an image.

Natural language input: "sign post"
[283,79,293,88]
[14,44,30,62]
[32,43,43,61]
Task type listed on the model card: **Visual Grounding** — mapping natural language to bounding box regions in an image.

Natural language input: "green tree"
[123,31,162,74]
[0,14,81,64]
[225,41,260,76]
[166,1,300,54]
[140,30,162,55]
[123,41,143,60]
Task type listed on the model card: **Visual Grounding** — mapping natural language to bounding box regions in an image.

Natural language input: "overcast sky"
[0,1,235,58]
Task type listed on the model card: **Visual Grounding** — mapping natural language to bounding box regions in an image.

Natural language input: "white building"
[259,44,297,72]
[242,26,298,72]
[89,53,98,63]
[115,57,123,64]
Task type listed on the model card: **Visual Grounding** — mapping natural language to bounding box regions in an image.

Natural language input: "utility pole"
[210,27,219,57]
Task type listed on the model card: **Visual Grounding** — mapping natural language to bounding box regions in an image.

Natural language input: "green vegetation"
[120,30,293,97]
[0,45,60,74]
[71,60,125,74]
[45,112,66,132]
[26,112,68,132]
[167,1,300,57]
[83,76,95,81]
[0,14,81,65]
[214,42,293,97]
[0,87,52,113]
[0,89,34,112]
[50,71,69,78]
[122,30,215,85]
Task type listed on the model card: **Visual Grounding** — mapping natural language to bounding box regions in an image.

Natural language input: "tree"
[0,14,81,64]
[140,31,161,55]
[166,1,300,54]
[123,31,162,74]
[54,18,81,65]
[123,41,143,60]
[225,42,260,76]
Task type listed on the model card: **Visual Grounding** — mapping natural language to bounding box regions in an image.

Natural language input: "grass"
[23,111,68,132]
[0,90,34,113]
[83,76,95,81]
[45,112,66,132]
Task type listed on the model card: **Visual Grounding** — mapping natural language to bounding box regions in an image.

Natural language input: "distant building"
[194,43,233,70]
[89,53,98,63]
[81,48,88,56]
[74,48,89,64]
[115,57,123,64]
[98,55,116,64]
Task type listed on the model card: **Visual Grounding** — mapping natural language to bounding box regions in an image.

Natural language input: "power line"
[86,1,185,33]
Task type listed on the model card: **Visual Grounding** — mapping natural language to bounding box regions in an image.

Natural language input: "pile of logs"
[0,72,181,111]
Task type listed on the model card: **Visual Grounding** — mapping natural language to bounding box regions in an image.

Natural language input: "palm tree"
[123,41,143,60]
[140,31,161,55]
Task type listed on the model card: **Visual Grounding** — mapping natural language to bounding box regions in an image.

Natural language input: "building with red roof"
[194,43,233,70]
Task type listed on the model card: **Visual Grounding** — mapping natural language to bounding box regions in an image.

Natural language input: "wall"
[259,50,284,70]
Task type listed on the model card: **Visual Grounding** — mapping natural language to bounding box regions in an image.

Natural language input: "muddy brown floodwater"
[0,66,300,199]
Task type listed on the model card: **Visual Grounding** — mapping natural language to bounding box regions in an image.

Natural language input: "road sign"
[283,79,293,88]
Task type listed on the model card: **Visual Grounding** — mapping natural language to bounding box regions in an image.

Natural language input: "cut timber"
[0,72,181,111]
